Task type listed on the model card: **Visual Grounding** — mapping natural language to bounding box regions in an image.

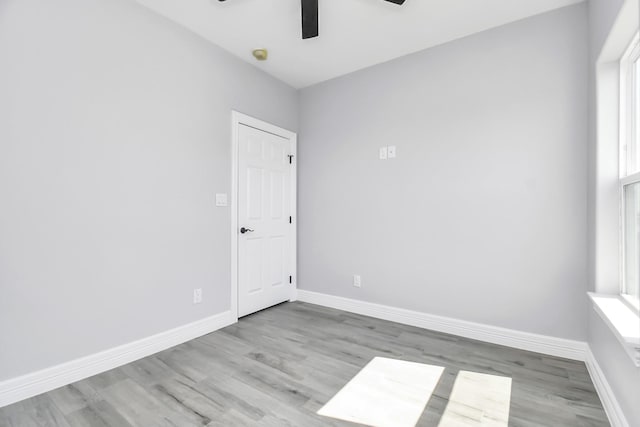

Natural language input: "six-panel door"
[238,124,293,317]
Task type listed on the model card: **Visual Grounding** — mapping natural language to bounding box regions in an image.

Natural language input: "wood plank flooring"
[0,302,609,426]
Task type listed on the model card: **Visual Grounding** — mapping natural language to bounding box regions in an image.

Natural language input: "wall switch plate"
[215,193,228,207]
[379,147,388,160]
[353,275,361,288]
[387,146,396,158]
[193,288,203,304]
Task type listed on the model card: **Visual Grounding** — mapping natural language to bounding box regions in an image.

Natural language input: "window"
[620,32,640,312]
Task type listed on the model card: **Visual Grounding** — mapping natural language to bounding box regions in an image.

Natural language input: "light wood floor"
[0,302,608,426]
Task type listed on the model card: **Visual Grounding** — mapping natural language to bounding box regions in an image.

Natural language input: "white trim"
[230,111,298,320]
[296,290,587,361]
[231,112,240,321]
[585,348,630,427]
[588,293,640,367]
[0,311,234,408]
[289,135,298,300]
[619,32,640,305]
[621,293,640,312]
[595,0,639,297]
[620,32,640,179]
[619,170,640,186]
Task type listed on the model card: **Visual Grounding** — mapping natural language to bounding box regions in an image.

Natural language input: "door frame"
[230,111,297,321]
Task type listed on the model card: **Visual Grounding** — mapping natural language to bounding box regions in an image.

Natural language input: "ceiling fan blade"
[383,0,406,4]
[301,0,319,39]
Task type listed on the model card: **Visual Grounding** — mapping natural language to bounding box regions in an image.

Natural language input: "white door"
[237,123,294,317]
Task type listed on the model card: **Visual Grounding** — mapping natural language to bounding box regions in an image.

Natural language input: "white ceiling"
[135,0,584,88]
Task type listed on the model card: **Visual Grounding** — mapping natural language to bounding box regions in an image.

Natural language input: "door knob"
[240,227,254,234]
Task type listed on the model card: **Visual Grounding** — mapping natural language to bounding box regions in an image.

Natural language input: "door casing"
[230,111,297,322]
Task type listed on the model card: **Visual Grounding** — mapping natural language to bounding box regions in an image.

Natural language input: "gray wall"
[298,4,589,340]
[0,0,297,380]
[587,0,640,425]
[2,3,636,424]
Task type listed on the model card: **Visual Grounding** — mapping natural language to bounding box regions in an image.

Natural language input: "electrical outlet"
[379,147,388,160]
[193,288,203,304]
[353,275,362,288]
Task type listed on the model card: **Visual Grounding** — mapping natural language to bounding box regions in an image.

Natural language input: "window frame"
[619,32,640,313]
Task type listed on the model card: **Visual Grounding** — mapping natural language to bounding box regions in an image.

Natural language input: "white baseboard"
[585,349,630,427]
[296,290,587,361]
[0,311,235,408]
[1,295,625,427]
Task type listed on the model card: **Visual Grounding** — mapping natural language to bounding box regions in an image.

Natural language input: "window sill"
[589,293,640,367]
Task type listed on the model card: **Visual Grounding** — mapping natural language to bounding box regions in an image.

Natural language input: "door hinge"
[288,154,294,164]
[289,216,292,224]
[289,275,293,284]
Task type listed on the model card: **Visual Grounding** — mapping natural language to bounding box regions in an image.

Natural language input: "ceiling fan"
[218,0,407,40]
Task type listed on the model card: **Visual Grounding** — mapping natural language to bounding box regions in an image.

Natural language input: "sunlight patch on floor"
[317,358,513,427]
[438,371,512,427]
[317,357,445,427]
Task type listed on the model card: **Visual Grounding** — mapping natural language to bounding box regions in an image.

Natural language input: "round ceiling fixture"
[252,49,268,61]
